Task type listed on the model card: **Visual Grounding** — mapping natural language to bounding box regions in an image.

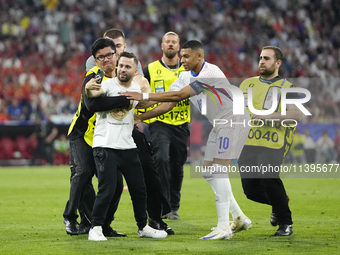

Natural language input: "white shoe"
[137,225,167,238]
[231,216,252,234]
[200,227,233,240]
[88,226,107,241]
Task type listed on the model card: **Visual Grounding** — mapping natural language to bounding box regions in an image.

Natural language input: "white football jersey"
[170,61,251,160]
[170,61,238,123]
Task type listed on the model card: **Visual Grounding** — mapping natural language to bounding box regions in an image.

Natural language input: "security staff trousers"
[149,121,190,211]
[238,145,293,225]
[132,126,171,220]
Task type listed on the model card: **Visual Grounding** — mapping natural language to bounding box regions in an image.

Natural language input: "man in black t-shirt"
[31,114,58,165]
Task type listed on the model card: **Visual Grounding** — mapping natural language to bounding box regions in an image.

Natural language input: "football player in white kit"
[123,40,252,240]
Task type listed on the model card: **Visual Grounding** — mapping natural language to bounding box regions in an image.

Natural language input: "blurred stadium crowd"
[0,0,339,163]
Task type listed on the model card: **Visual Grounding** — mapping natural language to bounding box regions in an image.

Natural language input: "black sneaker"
[163,225,175,235]
[103,226,127,237]
[274,224,293,236]
[78,224,91,235]
[149,218,175,235]
[270,196,290,226]
[64,219,78,236]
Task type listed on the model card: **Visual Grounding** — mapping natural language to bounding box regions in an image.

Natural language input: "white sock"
[215,201,230,230]
[225,178,245,221]
[205,165,231,231]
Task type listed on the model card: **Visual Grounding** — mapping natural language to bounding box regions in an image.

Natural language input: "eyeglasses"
[96,52,116,62]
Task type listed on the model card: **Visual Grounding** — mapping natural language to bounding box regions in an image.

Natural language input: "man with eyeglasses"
[63,38,130,237]
[86,29,143,75]
[95,52,115,62]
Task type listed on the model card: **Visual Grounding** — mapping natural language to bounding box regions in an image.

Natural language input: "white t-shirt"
[93,77,140,149]
[170,61,242,124]
[316,136,334,151]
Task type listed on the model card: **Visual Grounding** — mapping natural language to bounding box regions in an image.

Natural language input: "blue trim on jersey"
[189,80,233,103]
[280,78,286,87]
[259,76,283,84]
[191,61,206,77]
[189,80,204,95]
[259,76,286,88]
[259,76,272,84]
[215,88,233,101]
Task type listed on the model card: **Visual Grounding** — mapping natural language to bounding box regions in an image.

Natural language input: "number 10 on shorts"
[218,137,229,150]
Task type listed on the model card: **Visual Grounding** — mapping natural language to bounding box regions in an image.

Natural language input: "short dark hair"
[181,40,204,51]
[117,51,138,67]
[91,37,116,58]
[103,28,125,41]
[262,46,283,61]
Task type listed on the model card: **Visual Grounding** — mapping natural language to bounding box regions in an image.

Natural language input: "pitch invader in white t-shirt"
[85,51,167,241]
[123,40,252,240]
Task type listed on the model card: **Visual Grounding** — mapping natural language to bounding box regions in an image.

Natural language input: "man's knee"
[154,152,170,165]
[243,188,258,201]
[241,179,258,201]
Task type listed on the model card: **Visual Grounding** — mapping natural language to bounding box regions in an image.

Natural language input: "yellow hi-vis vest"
[68,66,109,147]
[239,76,296,157]
[290,133,306,156]
[137,60,190,125]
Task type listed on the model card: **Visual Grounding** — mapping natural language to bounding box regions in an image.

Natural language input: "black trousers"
[92,147,147,230]
[238,146,292,225]
[132,126,171,220]
[149,121,190,211]
[63,137,123,227]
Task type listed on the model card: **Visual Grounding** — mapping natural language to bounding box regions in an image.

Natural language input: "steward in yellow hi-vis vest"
[139,60,190,125]
[239,76,297,157]
[68,66,105,147]
[238,46,299,235]
[140,32,191,216]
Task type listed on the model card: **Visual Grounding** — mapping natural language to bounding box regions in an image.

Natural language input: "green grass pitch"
[0,165,339,255]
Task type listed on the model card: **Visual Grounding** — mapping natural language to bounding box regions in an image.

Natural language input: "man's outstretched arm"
[123,85,195,102]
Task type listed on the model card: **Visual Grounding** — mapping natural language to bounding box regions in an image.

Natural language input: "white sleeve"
[169,75,186,92]
[101,79,111,96]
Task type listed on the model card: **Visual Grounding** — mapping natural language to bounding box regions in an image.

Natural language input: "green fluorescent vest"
[239,76,296,157]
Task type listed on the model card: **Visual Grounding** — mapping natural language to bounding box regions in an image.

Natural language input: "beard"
[258,64,276,77]
[118,72,133,83]
[164,49,178,59]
